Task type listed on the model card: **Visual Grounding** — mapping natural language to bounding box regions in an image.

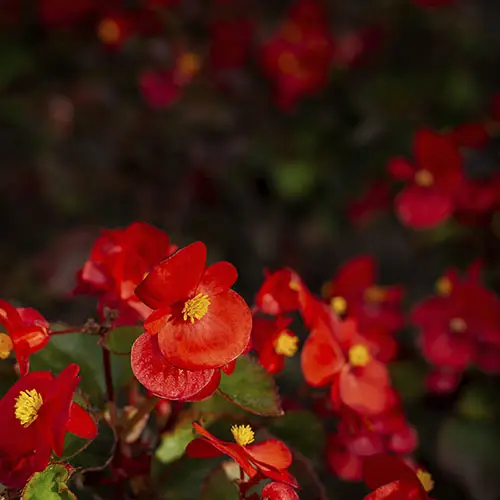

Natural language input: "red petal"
[221,359,236,375]
[131,332,217,400]
[301,320,344,387]
[67,402,98,439]
[363,454,419,491]
[363,481,409,500]
[387,157,415,181]
[420,327,472,369]
[261,482,299,500]
[339,362,390,415]
[185,370,221,401]
[0,299,22,330]
[332,256,375,297]
[157,289,252,370]
[199,262,237,295]
[426,368,461,394]
[135,242,206,309]
[143,307,172,335]
[186,438,224,459]
[395,185,453,229]
[17,308,49,330]
[258,340,285,374]
[256,269,301,315]
[246,440,292,470]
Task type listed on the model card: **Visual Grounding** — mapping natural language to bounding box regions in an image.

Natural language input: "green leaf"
[102,326,143,355]
[389,361,426,401]
[268,410,325,462]
[201,464,239,500]
[457,383,499,421]
[192,392,246,418]
[218,356,283,417]
[22,464,76,500]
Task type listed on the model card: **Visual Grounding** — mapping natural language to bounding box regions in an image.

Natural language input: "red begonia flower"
[75,222,175,325]
[131,332,221,401]
[323,255,405,338]
[40,0,97,27]
[0,364,97,488]
[187,422,298,488]
[388,129,463,229]
[136,241,252,370]
[363,454,433,499]
[301,318,391,415]
[255,268,302,316]
[262,481,300,500]
[347,181,391,225]
[425,367,461,394]
[251,316,299,374]
[0,300,50,376]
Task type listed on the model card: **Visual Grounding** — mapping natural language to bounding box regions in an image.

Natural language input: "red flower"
[363,454,434,499]
[412,274,500,379]
[323,255,404,342]
[40,0,97,27]
[75,222,175,325]
[255,268,302,316]
[347,181,391,226]
[388,129,463,229]
[135,241,252,370]
[261,481,300,500]
[0,364,97,488]
[251,316,299,374]
[301,318,391,415]
[186,422,298,488]
[259,0,335,110]
[0,301,50,376]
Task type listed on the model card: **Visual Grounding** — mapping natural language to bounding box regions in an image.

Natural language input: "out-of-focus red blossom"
[39,0,98,27]
[255,268,302,316]
[140,51,201,108]
[326,395,417,481]
[412,266,500,392]
[322,256,404,357]
[388,128,463,229]
[209,17,254,71]
[261,481,300,500]
[333,25,384,69]
[0,300,50,376]
[187,422,298,488]
[74,222,175,325]
[96,13,135,48]
[0,364,97,489]
[301,317,392,415]
[347,181,391,225]
[259,0,335,110]
[251,316,299,374]
[363,454,434,500]
[135,241,252,370]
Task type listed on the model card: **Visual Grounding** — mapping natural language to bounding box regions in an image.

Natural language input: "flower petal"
[199,262,238,295]
[67,402,98,440]
[363,453,419,491]
[136,242,206,309]
[158,290,252,370]
[246,439,292,470]
[261,482,299,500]
[131,332,217,400]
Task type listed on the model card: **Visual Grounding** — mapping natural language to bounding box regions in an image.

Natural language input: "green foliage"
[102,326,143,355]
[22,464,76,500]
[218,356,283,417]
[201,464,239,500]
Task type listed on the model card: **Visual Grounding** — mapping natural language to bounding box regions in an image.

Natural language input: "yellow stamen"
[177,52,201,80]
[278,52,301,76]
[231,424,255,446]
[364,285,387,303]
[348,344,371,367]
[97,19,121,45]
[414,169,434,187]
[0,333,13,360]
[330,296,347,315]
[289,280,301,292]
[436,276,452,296]
[449,317,467,333]
[274,331,299,357]
[182,293,210,323]
[417,469,434,492]
[14,389,43,427]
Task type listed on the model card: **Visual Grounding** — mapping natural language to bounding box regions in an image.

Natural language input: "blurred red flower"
[187,422,298,488]
[388,129,463,229]
[135,241,252,370]
[255,268,302,317]
[362,454,434,499]
[347,181,391,226]
[75,222,175,325]
[0,301,50,376]
[0,364,97,488]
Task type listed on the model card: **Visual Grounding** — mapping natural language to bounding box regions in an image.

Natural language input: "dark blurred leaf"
[218,356,283,417]
[102,326,143,355]
[389,360,426,401]
[0,45,32,89]
[22,464,76,500]
[201,464,239,500]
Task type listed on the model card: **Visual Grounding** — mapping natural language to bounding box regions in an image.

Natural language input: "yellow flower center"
[449,317,467,333]
[177,52,201,80]
[364,285,387,303]
[97,19,121,45]
[436,276,452,296]
[288,279,301,291]
[274,331,299,357]
[348,344,371,367]
[182,293,210,323]
[0,333,13,360]
[14,389,43,427]
[231,424,255,446]
[330,296,347,315]
[278,52,302,76]
[414,169,434,187]
[417,469,434,492]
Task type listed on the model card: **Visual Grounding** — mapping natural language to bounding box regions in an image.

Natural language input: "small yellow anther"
[417,469,434,492]
[449,317,467,333]
[289,280,301,292]
[364,285,387,303]
[14,389,43,427]
[182,293,210,323]
[0,333,13,360]
[274,331,299,357]
[97,19,121,45]
[348,344,371,367]
[415,169,434,187]
[330,296,347,315]
[231,424,255,447]
[436,276,452,296]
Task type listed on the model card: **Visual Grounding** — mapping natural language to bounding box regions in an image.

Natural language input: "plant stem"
[121,395,160,440]
[102,346,118,429]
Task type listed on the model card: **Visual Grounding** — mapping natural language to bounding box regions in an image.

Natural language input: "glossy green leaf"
[218,356,283,417]
[102,326,143,355]
[22,464,76,500]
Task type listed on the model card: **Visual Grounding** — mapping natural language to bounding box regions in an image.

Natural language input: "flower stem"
[121,395,160,440]
[102,346,118,429]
